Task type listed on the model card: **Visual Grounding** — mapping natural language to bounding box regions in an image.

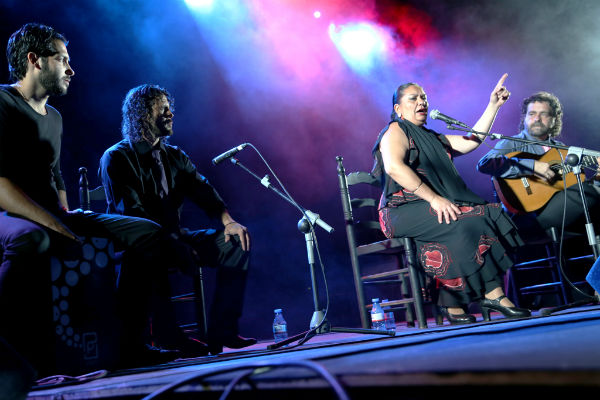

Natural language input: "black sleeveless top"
[372,117,485,209]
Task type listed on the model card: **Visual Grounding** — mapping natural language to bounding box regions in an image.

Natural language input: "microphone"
[429,109,469,128]
[212,143,248,165]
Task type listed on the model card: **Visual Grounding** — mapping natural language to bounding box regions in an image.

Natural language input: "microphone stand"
[446,124,600,314]
[226,157,395,351]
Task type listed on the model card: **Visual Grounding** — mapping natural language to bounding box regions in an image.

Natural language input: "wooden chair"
[77,167,208,338]
[336,156,431,329]
[507,227,594,309]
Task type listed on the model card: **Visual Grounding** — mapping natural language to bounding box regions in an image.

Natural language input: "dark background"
[1,0,599,340]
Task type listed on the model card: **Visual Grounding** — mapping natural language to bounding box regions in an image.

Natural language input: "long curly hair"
[6,23,68,82]
[121,84,175,143]
[519,91,563,138]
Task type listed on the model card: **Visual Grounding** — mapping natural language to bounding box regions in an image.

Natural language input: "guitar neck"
[583,155,599,170]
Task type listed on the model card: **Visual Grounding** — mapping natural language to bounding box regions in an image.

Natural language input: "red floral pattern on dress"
[420,243,451,277]
[428,204,485,219]
[437,277,464,291]
[378,207,393,239]
[457,205,484,218]
[474,235,497,265]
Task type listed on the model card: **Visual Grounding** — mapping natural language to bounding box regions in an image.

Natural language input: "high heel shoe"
[439,307,476,325]
[480,295,531,321]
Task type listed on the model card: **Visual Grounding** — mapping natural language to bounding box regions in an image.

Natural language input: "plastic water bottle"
[273,308,288,342]
[382,299,396,331]
[371,298,386,331]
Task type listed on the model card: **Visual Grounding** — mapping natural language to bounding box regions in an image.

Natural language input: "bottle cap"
[371,298,380,303]
[274,308,282,313]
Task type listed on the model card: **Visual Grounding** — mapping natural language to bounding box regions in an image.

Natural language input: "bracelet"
[411,181,424,193]
[468,133,484,144]
[224,221,236,227]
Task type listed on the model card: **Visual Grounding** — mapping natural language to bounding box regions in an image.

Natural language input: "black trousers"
[0,210,164,375]
[149,228,250,346]
[537,184,600,231]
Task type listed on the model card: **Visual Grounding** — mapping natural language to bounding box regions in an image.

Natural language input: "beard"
[156,120,173,137]
[40,62,68,96]
[147,122,173,143]
[527,122,550,138]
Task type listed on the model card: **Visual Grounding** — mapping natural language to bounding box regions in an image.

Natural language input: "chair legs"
[193,267,208,339]
[400,271,415,327]
[403,237,428,329]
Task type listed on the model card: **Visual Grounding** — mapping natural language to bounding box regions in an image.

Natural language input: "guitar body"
[492,148,585,214]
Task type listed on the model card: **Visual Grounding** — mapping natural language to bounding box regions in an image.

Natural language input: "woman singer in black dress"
[373,74,530,324]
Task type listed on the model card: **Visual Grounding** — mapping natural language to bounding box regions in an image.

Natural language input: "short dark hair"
[520,91,563,138]
[391,82,423,120]
[121,84,175,142]
[6,23,68,82]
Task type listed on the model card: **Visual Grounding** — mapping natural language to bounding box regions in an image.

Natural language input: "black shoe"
[480,295,531,321]
[440,307,476,325]
[224,335,257,349]
[208,335,257,355]
[177,336,210,358]
[119,344,180,369]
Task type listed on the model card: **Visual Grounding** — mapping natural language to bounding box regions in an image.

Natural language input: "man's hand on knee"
[223,222,250,252]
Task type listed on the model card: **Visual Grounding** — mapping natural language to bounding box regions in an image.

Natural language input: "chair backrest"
[337,158,385,244]
[78,167,107,211]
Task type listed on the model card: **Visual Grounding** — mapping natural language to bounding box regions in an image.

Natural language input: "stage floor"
[27,305,600,399]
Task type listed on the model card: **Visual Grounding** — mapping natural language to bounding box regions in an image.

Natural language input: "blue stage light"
[329,22,385,73]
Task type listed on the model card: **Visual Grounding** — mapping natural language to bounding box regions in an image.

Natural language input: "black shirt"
[99,139,226,233]
[0,85,65,213]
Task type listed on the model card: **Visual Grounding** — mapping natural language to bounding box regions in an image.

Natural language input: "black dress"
[372,118,522,308]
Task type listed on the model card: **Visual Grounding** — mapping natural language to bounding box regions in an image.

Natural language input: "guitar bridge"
[521,177,533,195]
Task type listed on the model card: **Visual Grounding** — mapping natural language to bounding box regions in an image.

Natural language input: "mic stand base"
[310,310,328,333]
[267,326,396,351]
[539,294,600,317]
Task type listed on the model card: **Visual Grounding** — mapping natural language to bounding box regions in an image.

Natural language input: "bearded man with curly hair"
[100,84,255,356]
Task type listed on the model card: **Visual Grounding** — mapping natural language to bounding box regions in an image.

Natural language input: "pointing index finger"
[495,73,508,89]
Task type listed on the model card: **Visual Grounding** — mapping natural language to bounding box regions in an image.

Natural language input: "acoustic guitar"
[492,148,599,214]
